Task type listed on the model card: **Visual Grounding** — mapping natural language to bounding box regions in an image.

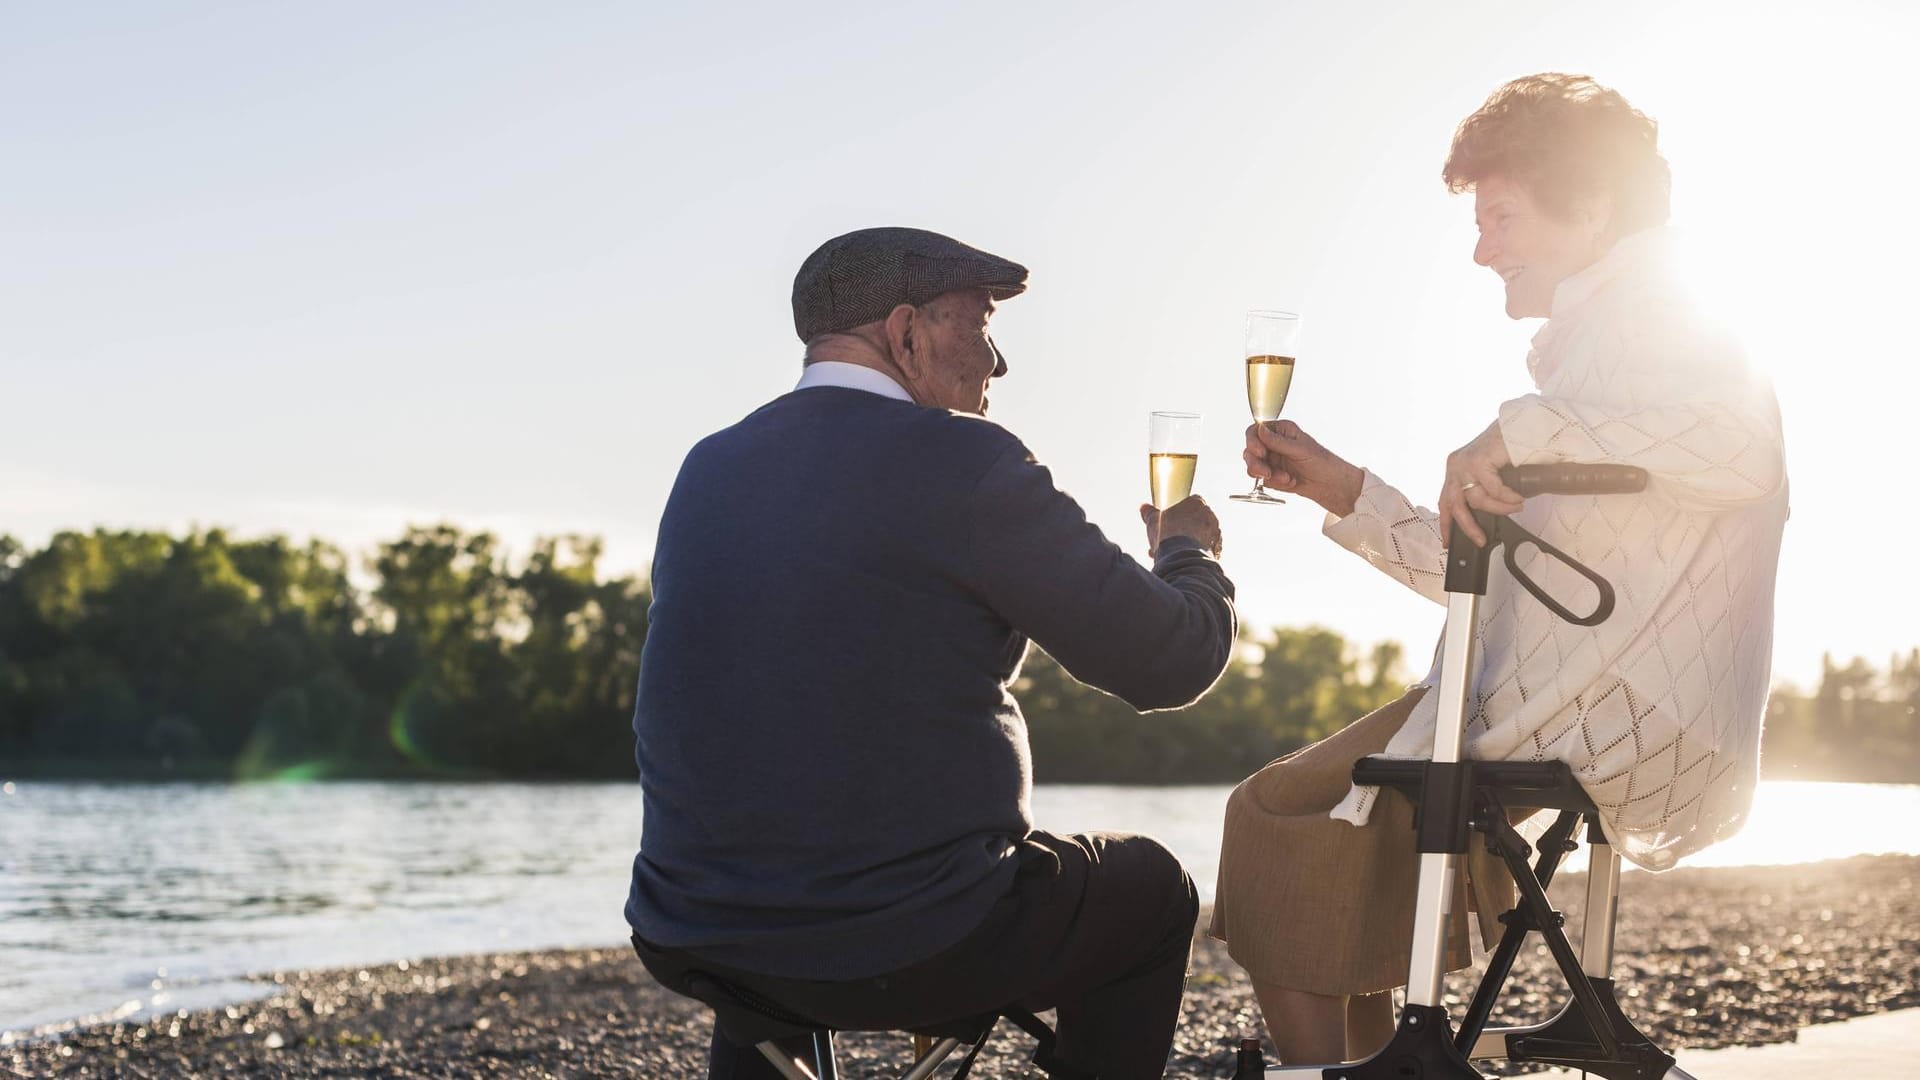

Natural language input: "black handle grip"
[1502,528,1615,627]
[1499,464,1648,498]
[1445,510,1617,627]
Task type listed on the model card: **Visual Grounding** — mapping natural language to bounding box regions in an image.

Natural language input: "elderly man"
[626,227,1237,1079]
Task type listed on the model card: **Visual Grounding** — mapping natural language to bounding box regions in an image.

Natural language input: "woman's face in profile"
[1471,174,1608,320]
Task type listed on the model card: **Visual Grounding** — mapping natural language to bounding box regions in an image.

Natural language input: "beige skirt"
[1207,688,1514,997]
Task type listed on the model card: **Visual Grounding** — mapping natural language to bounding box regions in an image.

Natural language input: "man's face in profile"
[915,288,1005,415]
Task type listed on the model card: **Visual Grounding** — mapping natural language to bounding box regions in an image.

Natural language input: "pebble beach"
[8,854,1916,1078]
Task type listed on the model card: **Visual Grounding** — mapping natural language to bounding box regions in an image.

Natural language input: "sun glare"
[1624,11,1920,683]
[1636,21,1918,400]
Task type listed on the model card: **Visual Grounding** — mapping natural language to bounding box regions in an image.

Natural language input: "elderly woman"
[1210,73,1788,1064]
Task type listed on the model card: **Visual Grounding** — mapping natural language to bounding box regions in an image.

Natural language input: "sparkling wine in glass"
[1147,411,1201,510]
[1230,309,1301,505]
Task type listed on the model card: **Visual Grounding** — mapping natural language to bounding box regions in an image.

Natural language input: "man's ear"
[883,303,920,377]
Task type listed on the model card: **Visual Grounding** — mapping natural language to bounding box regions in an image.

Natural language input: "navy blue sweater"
[626,387,1236,979]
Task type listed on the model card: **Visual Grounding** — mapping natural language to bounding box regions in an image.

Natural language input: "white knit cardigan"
[1326,228,1789,871]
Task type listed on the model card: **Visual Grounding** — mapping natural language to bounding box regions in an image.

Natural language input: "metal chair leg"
[752,1031,837,1080]
[811,1031,838,1080]
[757,1037,822,1080]
[902,1037,965,1080]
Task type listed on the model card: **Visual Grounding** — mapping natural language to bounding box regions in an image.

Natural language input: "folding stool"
[632,934,1072,1080]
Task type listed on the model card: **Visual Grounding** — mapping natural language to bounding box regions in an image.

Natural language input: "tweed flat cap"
[792,227,1028,342]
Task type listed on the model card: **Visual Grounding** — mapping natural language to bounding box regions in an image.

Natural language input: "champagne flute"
[1147,411,1201,510]
[1229,309,1301,505]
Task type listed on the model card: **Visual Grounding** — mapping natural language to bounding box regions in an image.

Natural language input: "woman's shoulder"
[1560,271,1749,383]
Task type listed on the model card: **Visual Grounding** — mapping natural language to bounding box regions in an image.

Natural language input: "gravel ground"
[8,854,1917,1078]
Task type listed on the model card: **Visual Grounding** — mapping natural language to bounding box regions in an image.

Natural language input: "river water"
[3,778,1917,1036]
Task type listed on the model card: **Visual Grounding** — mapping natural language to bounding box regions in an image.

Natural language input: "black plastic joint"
[1497,907,1564,931]
[1324,1003,1478,1079]
[1415,760,1477,853]
[1442,510,1499,596]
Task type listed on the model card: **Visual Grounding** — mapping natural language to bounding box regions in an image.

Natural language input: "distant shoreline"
[9,855,1918,1077]
[11,758,1920,785]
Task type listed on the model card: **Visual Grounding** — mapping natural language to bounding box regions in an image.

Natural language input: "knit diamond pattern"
[1324,229,1788,872]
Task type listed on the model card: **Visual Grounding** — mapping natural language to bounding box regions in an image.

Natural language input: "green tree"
[369,525,518,774]
[1023,625,1406,783]
[505,536,649,777]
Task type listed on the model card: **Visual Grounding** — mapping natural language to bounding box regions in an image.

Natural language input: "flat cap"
[792,226,1028,342]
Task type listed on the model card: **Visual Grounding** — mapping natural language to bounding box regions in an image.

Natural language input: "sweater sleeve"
[1321,469,1449,606]
[968,443,1236,712]
[1497,304,1785,509]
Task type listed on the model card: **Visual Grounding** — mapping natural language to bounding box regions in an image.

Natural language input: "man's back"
[630,386,1030,979]
[629,385,1235,980]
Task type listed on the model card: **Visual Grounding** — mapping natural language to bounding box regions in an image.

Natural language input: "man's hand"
[1437,420,1526,548]
[1244,420,1366,517]
[1140,495,1222,559]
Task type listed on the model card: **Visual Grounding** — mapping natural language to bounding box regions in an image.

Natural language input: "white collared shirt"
[795,361,914,403]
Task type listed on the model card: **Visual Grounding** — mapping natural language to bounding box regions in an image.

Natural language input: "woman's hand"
[1244,420,1365,517]
[1437,421,1526,548]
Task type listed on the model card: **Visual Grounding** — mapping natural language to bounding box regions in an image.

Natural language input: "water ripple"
[2,778,1914,1033]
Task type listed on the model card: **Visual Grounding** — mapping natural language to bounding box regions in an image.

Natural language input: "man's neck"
[803,335,891,373]
[803,336,919,403]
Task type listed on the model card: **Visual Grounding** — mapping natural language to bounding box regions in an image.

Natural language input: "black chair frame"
[633,935,1072,1080]
[1346,757,1683,1080]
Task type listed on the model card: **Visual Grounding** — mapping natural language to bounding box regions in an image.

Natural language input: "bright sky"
[3,2,1914,689]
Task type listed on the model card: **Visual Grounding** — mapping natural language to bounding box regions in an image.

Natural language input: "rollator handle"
[1498,463,1647,497]
[1444,462,1641,625]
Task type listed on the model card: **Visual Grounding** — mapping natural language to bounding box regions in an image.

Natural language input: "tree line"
[1,527,1914,783]
[0,527,647,779]
[1763,651,1920,783]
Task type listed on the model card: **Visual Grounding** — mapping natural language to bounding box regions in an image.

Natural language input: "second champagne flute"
[1147,411,1201,510]
[1230,309,1301,505]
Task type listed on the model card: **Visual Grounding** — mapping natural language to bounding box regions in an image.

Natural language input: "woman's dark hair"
[1443,73,1671,238]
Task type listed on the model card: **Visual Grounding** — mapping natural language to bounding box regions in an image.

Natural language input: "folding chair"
[1264,463,1697,1080]
[632,934,1071,1080]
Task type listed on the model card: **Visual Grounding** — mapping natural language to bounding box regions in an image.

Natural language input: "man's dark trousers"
[642,832,1199,1080]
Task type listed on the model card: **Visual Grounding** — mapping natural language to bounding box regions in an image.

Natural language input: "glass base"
[1229,490,1287,505]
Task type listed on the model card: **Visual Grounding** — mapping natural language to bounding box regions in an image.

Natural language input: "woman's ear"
[1574,192,1616,245]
